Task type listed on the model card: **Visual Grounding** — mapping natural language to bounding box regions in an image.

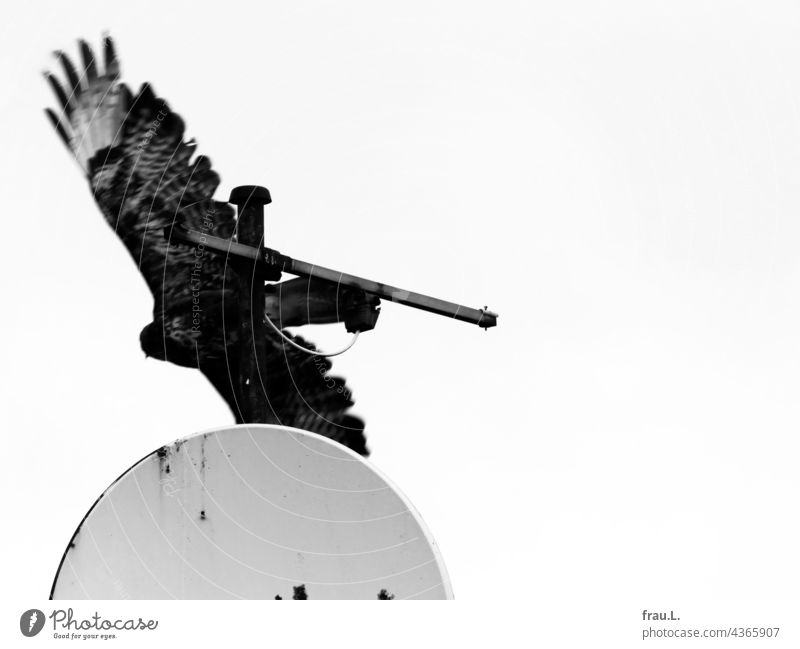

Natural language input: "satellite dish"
[50,425,452,600]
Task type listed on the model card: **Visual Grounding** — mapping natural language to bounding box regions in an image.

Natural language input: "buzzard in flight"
[44,36,371,455]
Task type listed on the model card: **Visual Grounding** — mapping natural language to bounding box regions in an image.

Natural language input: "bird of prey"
[44,36,372,455]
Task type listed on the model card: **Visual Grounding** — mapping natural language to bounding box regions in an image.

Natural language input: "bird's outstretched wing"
[45,36,368,455]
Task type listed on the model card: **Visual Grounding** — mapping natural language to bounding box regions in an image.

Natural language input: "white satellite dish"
[50,425,452,600]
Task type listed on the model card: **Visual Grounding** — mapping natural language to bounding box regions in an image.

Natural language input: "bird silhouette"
[44,36,369,454]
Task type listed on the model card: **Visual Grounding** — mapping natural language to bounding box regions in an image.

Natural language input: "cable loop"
[263,310,360,357]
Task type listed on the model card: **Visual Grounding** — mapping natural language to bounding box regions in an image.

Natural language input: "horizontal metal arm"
[168,225,498,329]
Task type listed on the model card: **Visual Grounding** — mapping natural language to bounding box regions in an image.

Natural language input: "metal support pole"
[229,185,275,423]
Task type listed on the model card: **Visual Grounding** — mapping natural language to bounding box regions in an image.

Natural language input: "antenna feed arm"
[167,226,498,329]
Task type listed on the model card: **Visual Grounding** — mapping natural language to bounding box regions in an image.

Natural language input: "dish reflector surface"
[51,425,451,600]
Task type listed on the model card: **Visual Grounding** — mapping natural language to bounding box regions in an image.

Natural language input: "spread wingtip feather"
[44,108,71,150]
[43,72,71,114]
[54,50,82,94]
[103,35,118,75]
[79,39,98,82]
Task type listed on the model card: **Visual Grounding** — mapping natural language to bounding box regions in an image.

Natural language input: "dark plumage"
[45,36,368,455]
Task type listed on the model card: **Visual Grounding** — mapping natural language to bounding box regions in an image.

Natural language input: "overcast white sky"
[2,0,800,643]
